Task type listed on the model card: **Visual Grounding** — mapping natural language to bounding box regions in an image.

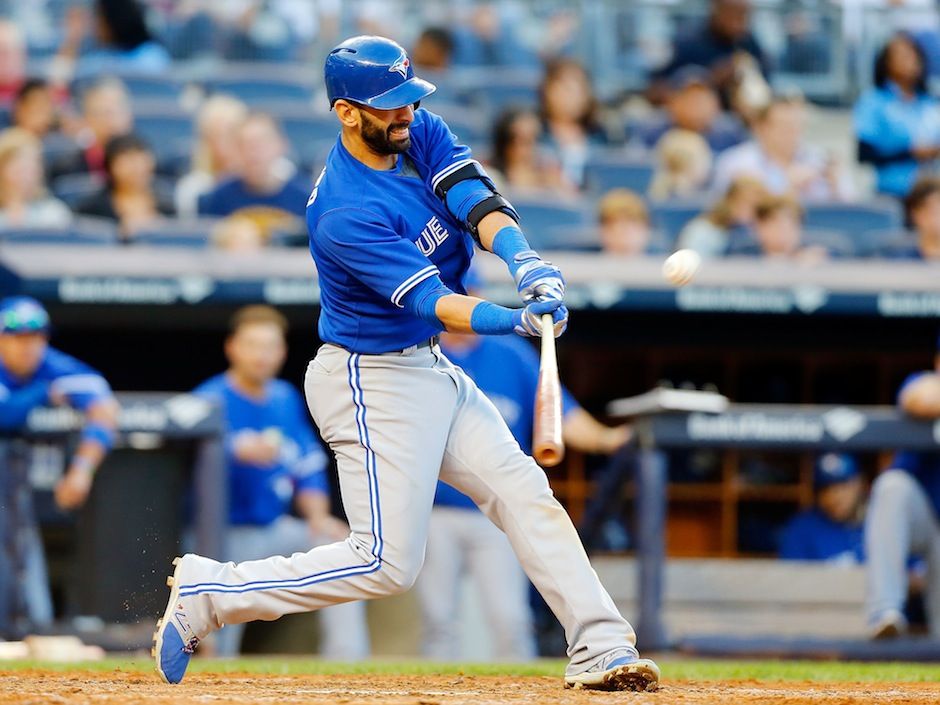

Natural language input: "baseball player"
[0,296,117,636]
[154,35,659,692]
[191,305,369,659]
[866,329,940,639]
[418,329,630,661]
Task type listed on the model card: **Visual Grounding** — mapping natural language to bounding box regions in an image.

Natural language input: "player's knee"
[872,470,920,507]
[376,557,424,595]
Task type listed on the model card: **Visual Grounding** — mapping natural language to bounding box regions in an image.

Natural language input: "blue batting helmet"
[324,35,436,110]
[0,296,50,335]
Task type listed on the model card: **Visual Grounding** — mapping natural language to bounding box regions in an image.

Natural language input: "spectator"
[677,175,767,258]
[451,3,538,69]
[211,214,266,252]
[855,33,940,199]
[597,188,654,256]
[649,129,713,202]
[652,0,770,110]
[175,95,249,218]
[192,305,369,658]
[489,106,574,195]
[730,194,828,263]
[779,453,865,564]
[411,27,455,72]
[538,57,607,188]
[713,94,853,202]
[198,112,310,229]
[865,330,940,639]
[903,177,940,260]
[49,78,133,181]
[75,134,173,239]
[417,328,630,661]
[54,0,171,79]
[0,20,25,103]
[11,80,57,140]
[0,297,118,636]
[0,128,71,229]
[635,66,747,154]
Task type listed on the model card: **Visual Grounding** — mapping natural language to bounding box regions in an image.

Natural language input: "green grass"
[2,657,940,683]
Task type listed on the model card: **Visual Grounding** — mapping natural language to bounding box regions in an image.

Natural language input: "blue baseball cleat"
[563,650,660,691]
[153,557,201,684]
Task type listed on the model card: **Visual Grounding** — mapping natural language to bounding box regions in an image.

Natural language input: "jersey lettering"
[415,215,450,256]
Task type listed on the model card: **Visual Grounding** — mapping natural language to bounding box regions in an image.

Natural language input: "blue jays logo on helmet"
[324,35,436,111]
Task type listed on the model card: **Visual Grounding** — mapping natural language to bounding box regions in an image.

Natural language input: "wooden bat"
[533,313,564,467]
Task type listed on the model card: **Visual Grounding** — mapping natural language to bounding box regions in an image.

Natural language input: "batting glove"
[513,251,566,303]
[513,298,569,338]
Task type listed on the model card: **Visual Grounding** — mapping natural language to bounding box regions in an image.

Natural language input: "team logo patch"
[389,55,410,79]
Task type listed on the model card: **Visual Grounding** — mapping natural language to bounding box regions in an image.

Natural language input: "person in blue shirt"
[854,33,940,199]
[0,296,117,636]
[779,453,865,564]
[198,113,311,227]
[866,329,940,639]
[417,328,630,661]
[191,305,369,659]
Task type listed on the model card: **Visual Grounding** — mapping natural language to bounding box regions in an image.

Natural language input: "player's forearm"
[434,293,516,334]
[477,211,524,252]
[900,373,940,418]
[562,408,631,455]
[71,399,119,472]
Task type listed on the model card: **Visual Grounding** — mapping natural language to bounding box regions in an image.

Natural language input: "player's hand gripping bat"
[533,314,564,467]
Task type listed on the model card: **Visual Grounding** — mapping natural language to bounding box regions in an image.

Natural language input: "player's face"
[357,104,414,155]
[0,332,48,378]
[817,477,863,524]
[226,322,286,385]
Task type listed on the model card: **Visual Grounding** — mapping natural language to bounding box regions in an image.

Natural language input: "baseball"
[662,249,701,287]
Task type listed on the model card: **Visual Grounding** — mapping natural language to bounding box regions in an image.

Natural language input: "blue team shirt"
[193,374,329,527]
[434,336,579,510]
[306,109,476,354]
[892,371,940,517]
[778,508,864,563]
[0,346,112,430]
[199,174,312,218]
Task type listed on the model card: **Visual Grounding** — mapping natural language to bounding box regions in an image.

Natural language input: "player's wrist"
[69,454,97,476]
[491,225,536,278]
[469,301,518,336]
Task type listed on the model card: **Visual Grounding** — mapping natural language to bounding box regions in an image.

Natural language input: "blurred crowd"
[0,0,939,260]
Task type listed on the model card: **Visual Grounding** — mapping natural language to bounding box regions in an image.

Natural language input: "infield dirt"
[3,671,940,705]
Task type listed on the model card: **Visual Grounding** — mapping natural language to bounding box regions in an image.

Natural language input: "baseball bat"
[533,313,564,467]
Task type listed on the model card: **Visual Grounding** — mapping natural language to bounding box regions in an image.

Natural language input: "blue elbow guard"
[402,276,451,331]
[434,161,518,241]
[81,421,116,451]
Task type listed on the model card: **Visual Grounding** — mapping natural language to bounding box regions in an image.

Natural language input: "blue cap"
[0,296,50,335]
[325,35,436,110]
[814,453,859,488]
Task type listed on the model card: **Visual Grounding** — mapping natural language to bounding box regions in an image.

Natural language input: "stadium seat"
[864,229,920,259]
[51,172,105,208]
[509,194,590,244]
[206,78,315,106]
[584,154,656,194]
[134,112,195,164]
[802,228,855,258]
[277,113,340,169]
[650,199,708,244]
[458,68,541,112]
[133,218,220,247]
[121,75,188,102]
[0,216,118,245]
[802,201,903,237]
[538,226,603,252]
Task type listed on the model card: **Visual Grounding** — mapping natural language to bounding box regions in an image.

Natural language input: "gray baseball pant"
[176,343,635,675]
[865,469,940,636]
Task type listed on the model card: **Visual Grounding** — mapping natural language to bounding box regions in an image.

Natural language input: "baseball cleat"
[564,653,660,692]
[153,556,200,684]
[870,609,907,640]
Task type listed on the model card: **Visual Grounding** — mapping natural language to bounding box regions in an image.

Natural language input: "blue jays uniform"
[193,374,328,527]
[779,509,864,563]
[308,109,475,354]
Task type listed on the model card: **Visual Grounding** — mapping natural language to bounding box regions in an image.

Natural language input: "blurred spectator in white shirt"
[677,175,767,258]
[0,128,71,229]
[175,95,249,218]
[712,94,854,202]
[649,129,713,202]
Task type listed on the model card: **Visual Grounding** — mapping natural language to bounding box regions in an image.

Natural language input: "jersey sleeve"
[315,208,442,308]
[410,109,481,195]
[285,387,329,496]
[47,352,113,411]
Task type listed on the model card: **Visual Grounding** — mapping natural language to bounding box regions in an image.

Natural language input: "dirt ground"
[3,671,940,705]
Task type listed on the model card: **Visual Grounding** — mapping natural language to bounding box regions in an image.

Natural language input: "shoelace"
[182,637,200,655]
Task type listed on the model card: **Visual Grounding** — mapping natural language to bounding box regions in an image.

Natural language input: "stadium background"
[0,0,939,680]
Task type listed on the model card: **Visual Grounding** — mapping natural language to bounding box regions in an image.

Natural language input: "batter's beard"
[360,113,411,154]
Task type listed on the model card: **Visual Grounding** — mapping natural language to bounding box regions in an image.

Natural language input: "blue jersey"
[0,346,112,430]
[778,508,864,563]
[434,336,578,510]
[193,374,329,527]
[891,371,940,517]
[306,109,476,354]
